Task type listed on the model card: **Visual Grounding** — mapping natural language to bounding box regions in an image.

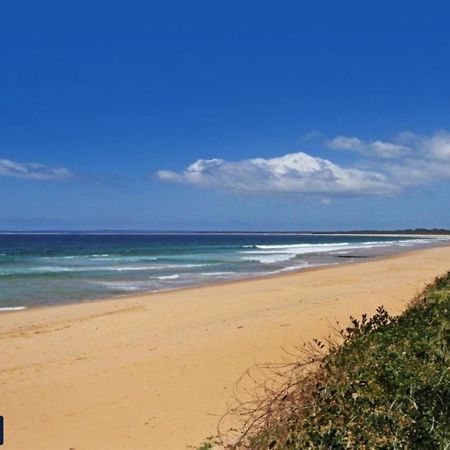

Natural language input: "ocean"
[0,232,444,310]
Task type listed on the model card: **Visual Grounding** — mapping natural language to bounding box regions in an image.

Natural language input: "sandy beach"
[1,245,449,449]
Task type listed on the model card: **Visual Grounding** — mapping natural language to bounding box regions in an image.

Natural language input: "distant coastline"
[0,228,449,235]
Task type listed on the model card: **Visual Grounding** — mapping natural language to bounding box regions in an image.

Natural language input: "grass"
[200,272,450,449]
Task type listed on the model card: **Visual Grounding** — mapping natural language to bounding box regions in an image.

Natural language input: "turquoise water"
[0,233,441,309]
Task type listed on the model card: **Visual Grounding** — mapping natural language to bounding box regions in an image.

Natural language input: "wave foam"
[241,239,433,259]
[157,274,180,280]
[200,271,235,276]
[241,253,297,264]
[253,243,350,250]
[0,306,26,311]
[96,281,143,291]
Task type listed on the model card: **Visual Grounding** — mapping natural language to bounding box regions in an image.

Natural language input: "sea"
[0,232,446,310]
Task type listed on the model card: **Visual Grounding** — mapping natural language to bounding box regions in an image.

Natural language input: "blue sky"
[1,1,450,230]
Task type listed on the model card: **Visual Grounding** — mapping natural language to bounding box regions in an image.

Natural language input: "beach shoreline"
[1,239,448,315]
[1,232,448,310]
[1,244,450,449]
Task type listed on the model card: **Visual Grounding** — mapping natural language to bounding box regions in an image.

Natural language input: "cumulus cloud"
[157,152,396,196]
[157,130,450,197]
[0,158,72,181]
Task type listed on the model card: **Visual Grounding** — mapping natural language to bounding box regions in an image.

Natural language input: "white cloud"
[384,159,447,186]
[403,130,450,161]
[0,158,72,181]
[157,130,450,198]
[157,152,396,196]
[329,130,450,186]
[328,130,450,163]
[327,136,410,159]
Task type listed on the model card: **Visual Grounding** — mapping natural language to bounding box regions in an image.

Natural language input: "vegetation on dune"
[199,272,450,449]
